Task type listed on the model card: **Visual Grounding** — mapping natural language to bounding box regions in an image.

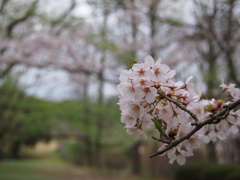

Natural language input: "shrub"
[174,162,240,180]
[174,162,208,180]
[226,170,240,180]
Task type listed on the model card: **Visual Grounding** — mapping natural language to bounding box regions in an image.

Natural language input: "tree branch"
[149,98,240,158]
[158,91,199,123]
[0,0,10,14]
[51,0,77,34]
[0,63,16,79]
[6,0,38,38]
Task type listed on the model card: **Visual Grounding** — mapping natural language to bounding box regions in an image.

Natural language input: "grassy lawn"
[0,157,159,180]
[0,158,72,180]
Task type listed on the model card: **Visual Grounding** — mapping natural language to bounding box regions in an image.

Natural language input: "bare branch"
[149,98,240,158]
[0,0,10,14]
[0,62,16,78]
[51,0,77,31]
[207,24,226,52]
[6,0,39,38]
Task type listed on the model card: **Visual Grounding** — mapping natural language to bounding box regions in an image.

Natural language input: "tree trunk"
[82,75,93,166]
[207,142,217,162]
[84,136,93,166]
[10,141,21,159]
[131,139,142,174]
[149,143,160,177]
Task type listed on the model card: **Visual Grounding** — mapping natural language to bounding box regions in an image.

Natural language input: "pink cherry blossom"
[167,147,189,165]
[117,55,240,165]
[220,82,240,101]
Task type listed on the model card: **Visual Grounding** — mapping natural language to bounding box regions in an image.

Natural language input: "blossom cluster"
[117,55,240,165]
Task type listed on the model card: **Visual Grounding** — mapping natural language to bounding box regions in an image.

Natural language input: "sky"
[20,66,118,102]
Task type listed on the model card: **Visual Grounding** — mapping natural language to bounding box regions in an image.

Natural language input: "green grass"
[0,158,160,180]
[0,158,71,180]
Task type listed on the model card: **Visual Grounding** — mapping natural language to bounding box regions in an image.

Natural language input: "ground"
[0,157,160,180]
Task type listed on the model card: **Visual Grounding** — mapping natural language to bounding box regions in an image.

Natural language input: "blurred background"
[0,0,240,180]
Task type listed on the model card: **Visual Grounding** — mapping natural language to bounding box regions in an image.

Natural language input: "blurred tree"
[50,96,122,166]
[0,0,39,78]
[111,0,192,175]
[3,0,237,174]
[86,0,111,166]
[0,0,96,75]
[0,77,52,158]
[192,0,240,162]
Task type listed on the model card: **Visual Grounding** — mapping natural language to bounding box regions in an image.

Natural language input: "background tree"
[0,0,239,178]
[0,76,52,158]
[191,0,240,163]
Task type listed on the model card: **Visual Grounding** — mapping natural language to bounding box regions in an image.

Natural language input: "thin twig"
[158,91,199,123]
[152,136,171,144]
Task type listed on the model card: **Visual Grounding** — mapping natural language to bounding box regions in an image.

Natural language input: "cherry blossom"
[166,146,189,165]
[117,55,240,165]
[220,82,240,101]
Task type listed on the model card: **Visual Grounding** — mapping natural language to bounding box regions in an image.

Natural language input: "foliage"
[60,140,84,164]
[0,75,125,165]
[51,97,121,137]
[174,162,240,180]
[0,78,52,158]
[0,158,155,180]
[53,97,127,165]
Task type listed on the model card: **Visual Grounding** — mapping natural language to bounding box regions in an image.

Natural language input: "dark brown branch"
[0,63,16,79]
[158,91,199,123]
[0,0,10,14]
[59,0,76,21]
[51,0,76,27]
[152,135,171,144]
[207,23,226,52]
[6,0,38,38]
[52,0,77,36]
[148,0,161,58]
[149,98,240,158]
